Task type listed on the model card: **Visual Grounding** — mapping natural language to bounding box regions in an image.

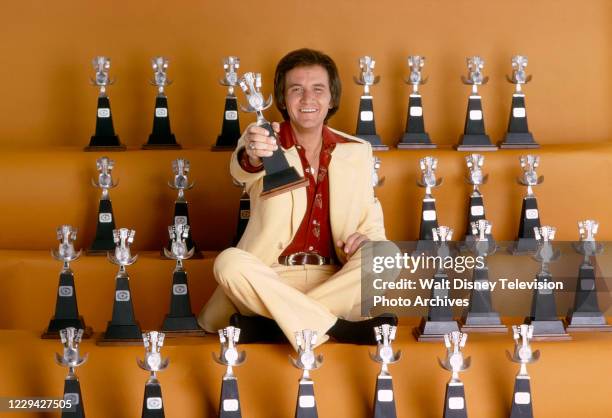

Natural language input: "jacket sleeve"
[229,123,266,191]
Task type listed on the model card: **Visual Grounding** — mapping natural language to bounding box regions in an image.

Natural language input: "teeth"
[300,108,317,113]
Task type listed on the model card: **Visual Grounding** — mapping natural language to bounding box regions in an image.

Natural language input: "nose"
[300,88,314,102]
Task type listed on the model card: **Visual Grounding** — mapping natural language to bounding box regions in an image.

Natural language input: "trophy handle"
[236,351,247,365]
[481,76,489,85]
[537,175,544,184]
[136,359,148,371]
[437,357,451,371]
[289,355,301,369]
[353,75,365,85]
[219,78,230,86]
[436,178,443,187]
[162,248,177,260]
[373,75,381,85]
[376,176,386,187]
[530,350,541,362]
[481,174,489,184]
[505,350,515,363]
[368,351,379,362]
[159,358,170,370]
[505,74,515,84]
[54,353,66,366]
[462,356,471,370]
[212,352,225,366]
[460,75,473,85]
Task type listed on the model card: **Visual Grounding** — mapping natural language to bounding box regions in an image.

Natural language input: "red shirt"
[239,121,346,258]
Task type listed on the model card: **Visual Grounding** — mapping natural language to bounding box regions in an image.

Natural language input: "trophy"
[397,56,435,148]
[463,154,491,245]
[85,56,125,150]
[138,331,169,418]
[291,329,323,418]
[238,72,308,198]
[88,157,119,254]
[213,327,247,417]
[456,56,497,151]
[506,324,541,418]
[500,55,539,149]
[232,180,250,246]
[213,56,242,150]
[527,226,571,340]
[43,226,91,339]
[99,228,142,344]
[143,57,180,149]
[166,159,197,254]
[372,156,385,188]
[566,220,612,331]
[354,56,388,150]
[511,155,543,254]
[369,325,401,418]
[414,227,460,341]
[415,157,442,254]
[438,331,470,418]
[55,328,87,417]
[161,222,203,334]
[460,220,507,333]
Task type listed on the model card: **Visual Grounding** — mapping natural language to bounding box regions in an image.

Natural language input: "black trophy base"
[62,378,85,417]
[510,376,533,418]
[295,380,318,418]
[97,322,143,345]
[460,313,507,333]
[499,132,540,149]
[219,377,242,418]
[565,312,612,331]
[357,134,389,150]
[161,315,204,333]
[261,170,309,200]
[142,135,181,150]
[443,382,468,418]
[142,382,165,418]
[373,375,397,418]
[84,136,126,152]
[42,317,93,339]
[211,144,237,152]
[510,238,538,255]
[397,132,436,149]
[413,318,459,342]
[413,239,435,256]
[456,135,498,151]
[86,248,112,256]
[526,319,571,341]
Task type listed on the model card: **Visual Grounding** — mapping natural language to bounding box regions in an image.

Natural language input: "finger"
[336,240,344,249]
[272,121,281,133]
[248,125,271,137]
[343,232,360,253]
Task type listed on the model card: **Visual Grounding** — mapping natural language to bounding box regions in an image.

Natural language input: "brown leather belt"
[278,252,333,266]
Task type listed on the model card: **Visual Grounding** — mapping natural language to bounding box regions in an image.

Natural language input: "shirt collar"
[279,121,347,150]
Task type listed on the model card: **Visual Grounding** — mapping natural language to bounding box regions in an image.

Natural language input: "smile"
[299,108,318,113]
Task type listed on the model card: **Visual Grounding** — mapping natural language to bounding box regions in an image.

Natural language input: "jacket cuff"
[238,148,264,173]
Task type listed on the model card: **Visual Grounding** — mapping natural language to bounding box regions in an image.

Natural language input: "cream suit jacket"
[229,126,386,266]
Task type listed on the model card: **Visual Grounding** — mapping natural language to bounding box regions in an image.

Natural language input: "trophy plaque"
[438,332,470,418]
[143,57,180,149]
[55,327,87,417]
[506,324,540,418]
[161,222,203,334]
[165,159,198,255]
[566,220,612,331]
[500,56,539,149]
[415,157,442,254]
[238,72,308,198]
[213,56,242,150]
[456,56,497,151]
[527,226,571,340]
[88,157,119,254]
[369,324,401,418]
[460,220,507,333]
[43,226,92,339]
[291,329,323,418]
[98,228,142,344]
[85,56,125,151]
[397,56,435,149]
[414,227,460,341]
[354,56,388,150]
[462,154,491,245]
[511,155,543,254]
[138,331,169,418]
[232,180,250,246]
[213,327,247,418]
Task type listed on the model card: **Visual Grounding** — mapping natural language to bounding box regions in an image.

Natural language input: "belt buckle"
[286,252,306,266]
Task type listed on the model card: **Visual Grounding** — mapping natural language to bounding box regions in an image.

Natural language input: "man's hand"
[244,122,280,166]
[337,232,369,258]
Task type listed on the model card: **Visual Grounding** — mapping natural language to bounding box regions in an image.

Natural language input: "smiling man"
[198,48,396,348]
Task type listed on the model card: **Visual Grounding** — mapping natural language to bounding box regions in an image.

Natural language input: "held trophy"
[456,56,497,151]
[161,222,203,334]
[527,226,571,340]
[291,329,323,418]
[55,327,87,417]
[238,72,308,198]
[143,57,180,149]
[369,324,401,418]
[397,56,435,148]
[232,180,250,246]
[138,331,169,418]
[99,228,142,344]
[438,331,470,418]
[463,154,491,245]
[415,157,442,253]
[511,155,543,254]
[414,227,460,341]
[506,324,540,418]
[88,157,119,254]
[500,56,539,149]
[566,220,612,331]
[213,326,247,418]
[43,226,92,339]
[166,159,197,254]
[85,56,125,150]
[460,220,506,333]
[214,56,242,150]
[354,56,388,150]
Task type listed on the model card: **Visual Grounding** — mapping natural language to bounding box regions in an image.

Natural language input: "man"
[198,48,396,349]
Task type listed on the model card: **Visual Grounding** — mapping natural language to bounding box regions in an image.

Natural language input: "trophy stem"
[372,375,397,418]
[142,96,180,149]
[213,95,241,151]
[442,382,468,418]
[61,376,85,418]
[88,198,116,254]
[456,96,497,151]
[397,94,436,149]
[219,376,242,418]
[141,381,165,418]
[509,375,534,418]
[355,96,388,150]
[526,272,571,340]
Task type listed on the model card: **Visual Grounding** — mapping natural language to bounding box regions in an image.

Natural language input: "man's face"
[284,65,333,132]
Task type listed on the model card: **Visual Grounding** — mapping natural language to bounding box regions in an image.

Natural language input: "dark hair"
[274,48,342,122]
